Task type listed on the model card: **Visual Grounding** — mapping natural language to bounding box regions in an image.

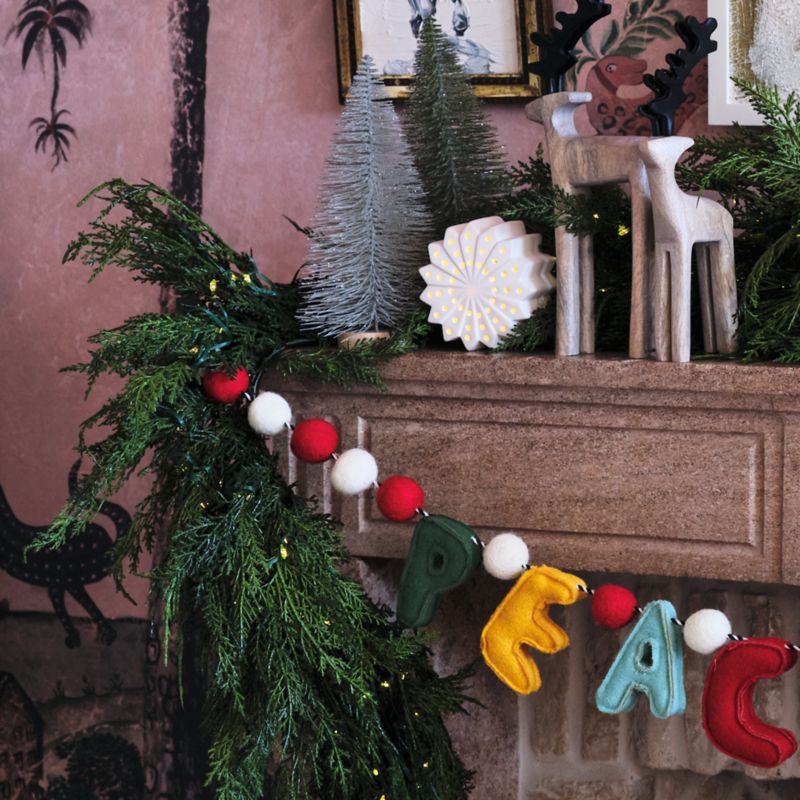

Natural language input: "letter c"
[702,637,798,768]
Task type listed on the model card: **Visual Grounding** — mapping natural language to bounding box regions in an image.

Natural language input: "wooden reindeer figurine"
[638,137,737,362]
[526,91,654,358]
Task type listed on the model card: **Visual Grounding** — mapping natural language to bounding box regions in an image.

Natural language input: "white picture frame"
[707,0,764,125]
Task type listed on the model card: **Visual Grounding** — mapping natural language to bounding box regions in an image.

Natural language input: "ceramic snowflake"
[419,216,555,350]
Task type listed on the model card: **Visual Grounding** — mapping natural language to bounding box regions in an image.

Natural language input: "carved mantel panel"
[277,352,800,585]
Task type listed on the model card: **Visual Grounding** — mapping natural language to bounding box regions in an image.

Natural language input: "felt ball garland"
[376,476,425,521]
[331,449,379,496]
[482,533,529,580]
[247,391,293,434]
[683,609,733,655]
[214,368,800,771]
[239,378,433,524]
[590,584,639,630]
[290,418,339,463]
[202,366,250,403]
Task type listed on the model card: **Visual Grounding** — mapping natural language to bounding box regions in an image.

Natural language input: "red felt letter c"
[702,637,798,768]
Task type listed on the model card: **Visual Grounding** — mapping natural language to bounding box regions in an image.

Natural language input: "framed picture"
[707,0,764,125]
[334,0,554,100]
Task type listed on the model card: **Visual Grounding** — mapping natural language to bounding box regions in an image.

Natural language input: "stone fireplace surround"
[278,352,800,799]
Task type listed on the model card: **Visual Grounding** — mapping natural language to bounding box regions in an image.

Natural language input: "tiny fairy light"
[209,278,218,293]
[618,224,631,236]
[279,540,289,559]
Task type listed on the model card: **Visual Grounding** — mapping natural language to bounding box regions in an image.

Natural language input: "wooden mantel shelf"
[277,352,800,585]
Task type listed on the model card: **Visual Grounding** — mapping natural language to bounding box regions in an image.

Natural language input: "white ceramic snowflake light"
[419,217,556,350]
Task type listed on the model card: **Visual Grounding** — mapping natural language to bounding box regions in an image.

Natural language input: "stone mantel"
[277,352,800,586]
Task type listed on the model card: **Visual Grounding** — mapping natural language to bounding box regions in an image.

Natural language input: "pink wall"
[0,3,172,615]
[1,0,713,619]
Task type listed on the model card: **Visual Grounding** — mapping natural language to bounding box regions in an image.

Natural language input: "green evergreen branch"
[680,82,800,362]
[42,179,474,799]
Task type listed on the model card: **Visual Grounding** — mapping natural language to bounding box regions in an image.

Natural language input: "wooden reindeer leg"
[708,232,738,354]
[653,244,671,361]
[579,234,595,354]
[555,226,581,356]
[629,184,651,359]
[695,244,717,353]
[670,243,694,363]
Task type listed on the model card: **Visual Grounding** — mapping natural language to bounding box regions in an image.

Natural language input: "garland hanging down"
[257,392,800,772]
[36,181,471,800]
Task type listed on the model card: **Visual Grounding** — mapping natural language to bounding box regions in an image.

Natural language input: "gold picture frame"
[334,0,554,101]
[707,0,764,125]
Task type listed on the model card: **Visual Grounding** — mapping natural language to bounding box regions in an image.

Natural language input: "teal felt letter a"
[596,599,686,719]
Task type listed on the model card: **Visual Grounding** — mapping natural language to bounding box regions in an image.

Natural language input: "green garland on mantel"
[37,181,470,800]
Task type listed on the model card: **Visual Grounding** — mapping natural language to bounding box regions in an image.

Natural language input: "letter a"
[596,599,685,718]
[702,637,798,768]
[480,565,585,694]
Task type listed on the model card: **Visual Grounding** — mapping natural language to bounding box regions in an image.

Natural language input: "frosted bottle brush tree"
[297,56,433,339]
[406,19,509,232]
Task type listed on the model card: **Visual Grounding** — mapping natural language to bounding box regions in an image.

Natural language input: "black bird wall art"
[0,461,130,648]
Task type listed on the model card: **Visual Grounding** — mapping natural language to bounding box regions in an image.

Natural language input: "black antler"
[639,16,718,136]
[529,0,612,94]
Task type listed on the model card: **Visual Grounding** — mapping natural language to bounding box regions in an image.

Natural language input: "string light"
[209,278,218,293]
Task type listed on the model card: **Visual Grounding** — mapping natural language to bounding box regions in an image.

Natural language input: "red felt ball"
[290,419,339,463]
[202,366,250,404]
[376,476,425,522]
[591,584,638,630]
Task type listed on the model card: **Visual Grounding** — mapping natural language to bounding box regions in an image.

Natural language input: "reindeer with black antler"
[0,461,130,648]
[526,2,724,361]
[639,16,719,136]
[527,0,660,359]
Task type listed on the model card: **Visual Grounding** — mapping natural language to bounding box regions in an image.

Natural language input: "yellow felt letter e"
[480,565,585,694]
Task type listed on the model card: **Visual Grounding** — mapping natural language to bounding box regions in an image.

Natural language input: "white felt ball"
[483,533,530,580]
[330,448,379,496]
[247,391,293,436]
[683,609,732,655]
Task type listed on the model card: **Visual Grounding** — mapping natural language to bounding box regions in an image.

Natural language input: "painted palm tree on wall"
[13,0,91,168]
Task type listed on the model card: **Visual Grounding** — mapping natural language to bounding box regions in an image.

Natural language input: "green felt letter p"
[396,514,483,628]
